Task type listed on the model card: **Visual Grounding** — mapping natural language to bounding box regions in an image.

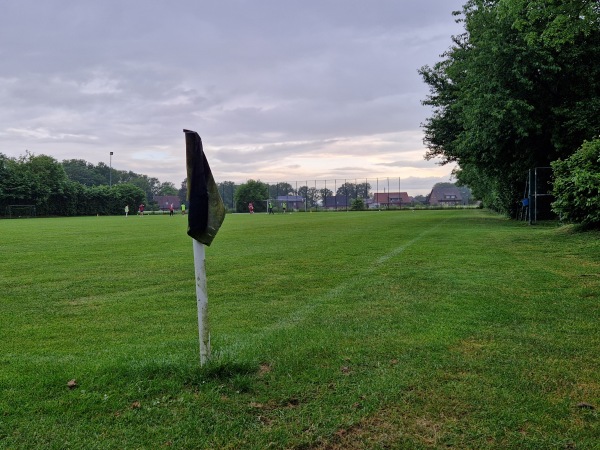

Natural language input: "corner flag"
[184,129,225,366]
[184,129,225,245]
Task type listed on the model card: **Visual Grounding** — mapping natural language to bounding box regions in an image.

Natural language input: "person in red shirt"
[139,204,145,216]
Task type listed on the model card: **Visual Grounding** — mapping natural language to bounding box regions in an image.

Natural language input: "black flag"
[184,129,225,245]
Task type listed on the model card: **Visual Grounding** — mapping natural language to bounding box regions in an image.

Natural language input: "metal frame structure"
[523,167,554,224]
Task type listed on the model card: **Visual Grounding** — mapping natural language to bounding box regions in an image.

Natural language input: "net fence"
[6,205,37,219]
[217,177,462,212]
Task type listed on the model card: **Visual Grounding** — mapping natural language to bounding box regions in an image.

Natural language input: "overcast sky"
[0,0,465,195]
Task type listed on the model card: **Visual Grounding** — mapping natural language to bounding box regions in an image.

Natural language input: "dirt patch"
[309,406,456,449]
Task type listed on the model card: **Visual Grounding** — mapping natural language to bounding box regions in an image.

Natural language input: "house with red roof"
[371,192,411,209]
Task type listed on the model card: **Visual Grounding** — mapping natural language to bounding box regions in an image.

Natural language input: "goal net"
[6,205,37,219]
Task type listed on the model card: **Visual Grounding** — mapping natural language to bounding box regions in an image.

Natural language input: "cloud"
[0,0,465,196]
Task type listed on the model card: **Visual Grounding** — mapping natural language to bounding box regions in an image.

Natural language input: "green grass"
[0,210,598,449]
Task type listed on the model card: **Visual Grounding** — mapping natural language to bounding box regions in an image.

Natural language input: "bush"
[350,198,365,210]
[552,138,600,228]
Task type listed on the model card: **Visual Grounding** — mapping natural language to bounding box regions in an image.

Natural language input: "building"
[371,192,411,209]
[427,186,463,206]
[323,195,350,210]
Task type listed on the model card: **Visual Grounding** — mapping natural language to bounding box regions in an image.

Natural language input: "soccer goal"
[6,205,37,219]
[521,167,554,224]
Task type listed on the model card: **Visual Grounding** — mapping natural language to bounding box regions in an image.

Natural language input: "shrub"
[552,138,600,227]
[350,198,365,210]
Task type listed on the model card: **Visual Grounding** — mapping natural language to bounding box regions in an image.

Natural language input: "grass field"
[1,210,598,449]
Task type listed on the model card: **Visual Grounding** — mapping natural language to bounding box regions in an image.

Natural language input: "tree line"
[420,0,600,223]
[0,153,180,216]
[0,151,472,217]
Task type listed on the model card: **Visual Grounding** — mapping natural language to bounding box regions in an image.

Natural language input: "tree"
[0,154,7,199]
[334,181,370,200]
[336,182,356,200]
[318,188,333,204]
[420,0,600,217]
[0,154,26,212]
[111,183,146,215]
[82,185,112,215]
[129,175,160,204]
[297,185,309,200]
[1,153,71,215]
[234,180,268,213]
[178,179,188,206]
[95,162,112,185]
[297,185,319,208]
[356,182,371,199]
[157,181,177,196]
[62,159,106,186]
[24,154,70,215]
[456,184,473,205]
[268,182,294,199]
[1,153,187,217]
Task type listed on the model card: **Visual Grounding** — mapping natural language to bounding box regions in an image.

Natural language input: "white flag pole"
[193,239,210,365]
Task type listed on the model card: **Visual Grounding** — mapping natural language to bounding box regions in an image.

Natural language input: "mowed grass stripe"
[214,214,449,360]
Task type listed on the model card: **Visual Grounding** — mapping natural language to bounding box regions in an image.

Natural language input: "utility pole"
[109,152,113,187]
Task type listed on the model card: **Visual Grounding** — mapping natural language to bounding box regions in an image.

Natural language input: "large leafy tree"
[157,181,177,196]
[25,154,70,215]
[128,175,159,204]
[111,183,147,215]
[62,159,107,186]
[0,153,70,215]
[420,0,600,216]
[0,154,25,207]
[234,179,268,213]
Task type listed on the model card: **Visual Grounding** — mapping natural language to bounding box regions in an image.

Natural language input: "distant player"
[248,202,254,214]
[139,204,145,216]
[282,202,287,213]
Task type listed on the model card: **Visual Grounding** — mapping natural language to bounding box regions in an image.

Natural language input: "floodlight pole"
[193,239,210,365]
[109,152,113,187]
[399,177,401,209]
